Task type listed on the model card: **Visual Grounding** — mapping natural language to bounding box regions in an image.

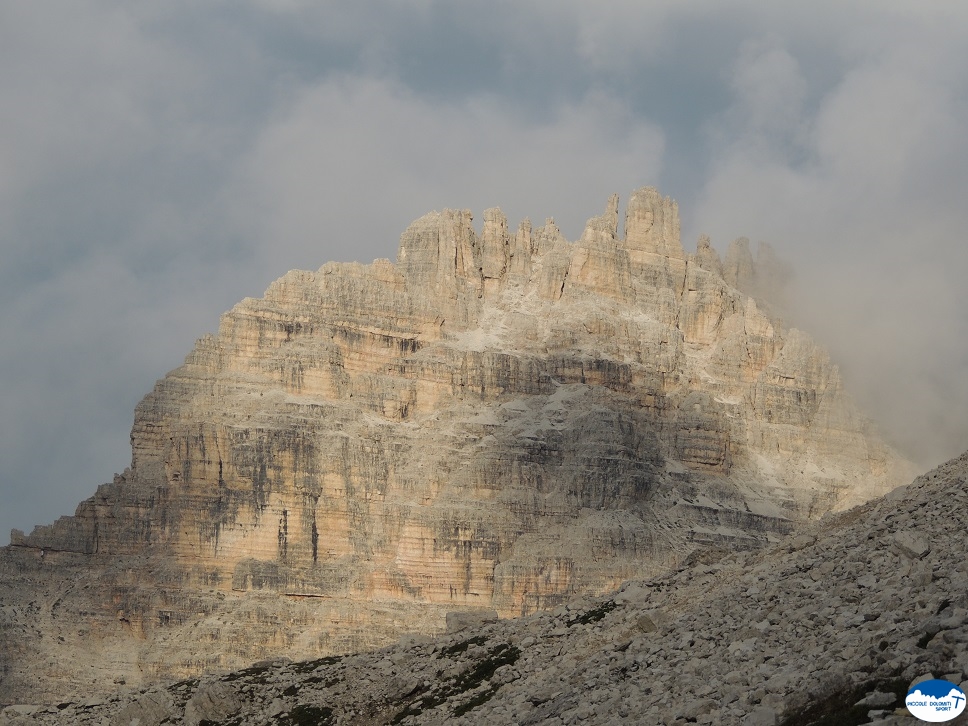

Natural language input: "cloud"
[0,2,271,537]
[233,76,665,269]
[693,11,968,467]
[0,3,668,538]
[1,1,967,539]
[725,39,807,154]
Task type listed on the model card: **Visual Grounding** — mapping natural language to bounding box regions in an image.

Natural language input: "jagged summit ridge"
[395,186,685,305]
[1,187,913,703]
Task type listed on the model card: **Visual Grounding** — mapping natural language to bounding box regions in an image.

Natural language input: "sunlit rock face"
[0,188,913,704]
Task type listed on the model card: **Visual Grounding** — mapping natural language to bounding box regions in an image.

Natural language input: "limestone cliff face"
[0,188,913,704]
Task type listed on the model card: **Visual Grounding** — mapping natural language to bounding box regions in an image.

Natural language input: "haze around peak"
[1,1,967,539]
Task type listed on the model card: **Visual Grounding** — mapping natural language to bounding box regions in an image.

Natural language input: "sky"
[2,1,967,540]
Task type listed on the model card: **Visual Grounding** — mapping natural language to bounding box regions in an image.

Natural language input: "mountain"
[0,188,914,705]
[6,451,965,725]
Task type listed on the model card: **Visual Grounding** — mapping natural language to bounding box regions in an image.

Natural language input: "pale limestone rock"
[480,208,509,297]
[677,258,735,345]
[506,218,533,285]
[0,187,915,706]
[624,186,684,259]
[567,194,631,300]
[534,219,571,301]
[109,690,176,726]
[532,217,564,257]
[24,452,968,726]
[580,192,619,243]
[445,609,499,633]
[695,234,723,277]
[183,681,242,725]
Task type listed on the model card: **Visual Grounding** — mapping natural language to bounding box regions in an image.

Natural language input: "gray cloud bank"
[2,1,966,538]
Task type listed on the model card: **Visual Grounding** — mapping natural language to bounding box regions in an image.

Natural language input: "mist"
[1,1,966,539]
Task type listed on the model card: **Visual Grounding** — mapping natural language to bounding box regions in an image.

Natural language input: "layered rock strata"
[0,187,913,704]
[8,450,966,725]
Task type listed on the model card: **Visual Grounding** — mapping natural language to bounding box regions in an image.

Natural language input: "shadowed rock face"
[13,451,967,726]
[0,188,913,704]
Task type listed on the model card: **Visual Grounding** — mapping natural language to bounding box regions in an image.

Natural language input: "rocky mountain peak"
[0,187,915,705]
[14,451,965,725]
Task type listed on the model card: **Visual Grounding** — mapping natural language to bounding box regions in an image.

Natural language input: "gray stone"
[265,698,286,717]
[743,705,777,725]
[894,531,931,559]
[855,691,896,708]
[183,681,241,726]
[109,691,175,726]
[446,609,499,633]
[0,705,44,726]
[636,615,657,633]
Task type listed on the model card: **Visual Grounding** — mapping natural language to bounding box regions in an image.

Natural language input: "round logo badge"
[905,679,966,722]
